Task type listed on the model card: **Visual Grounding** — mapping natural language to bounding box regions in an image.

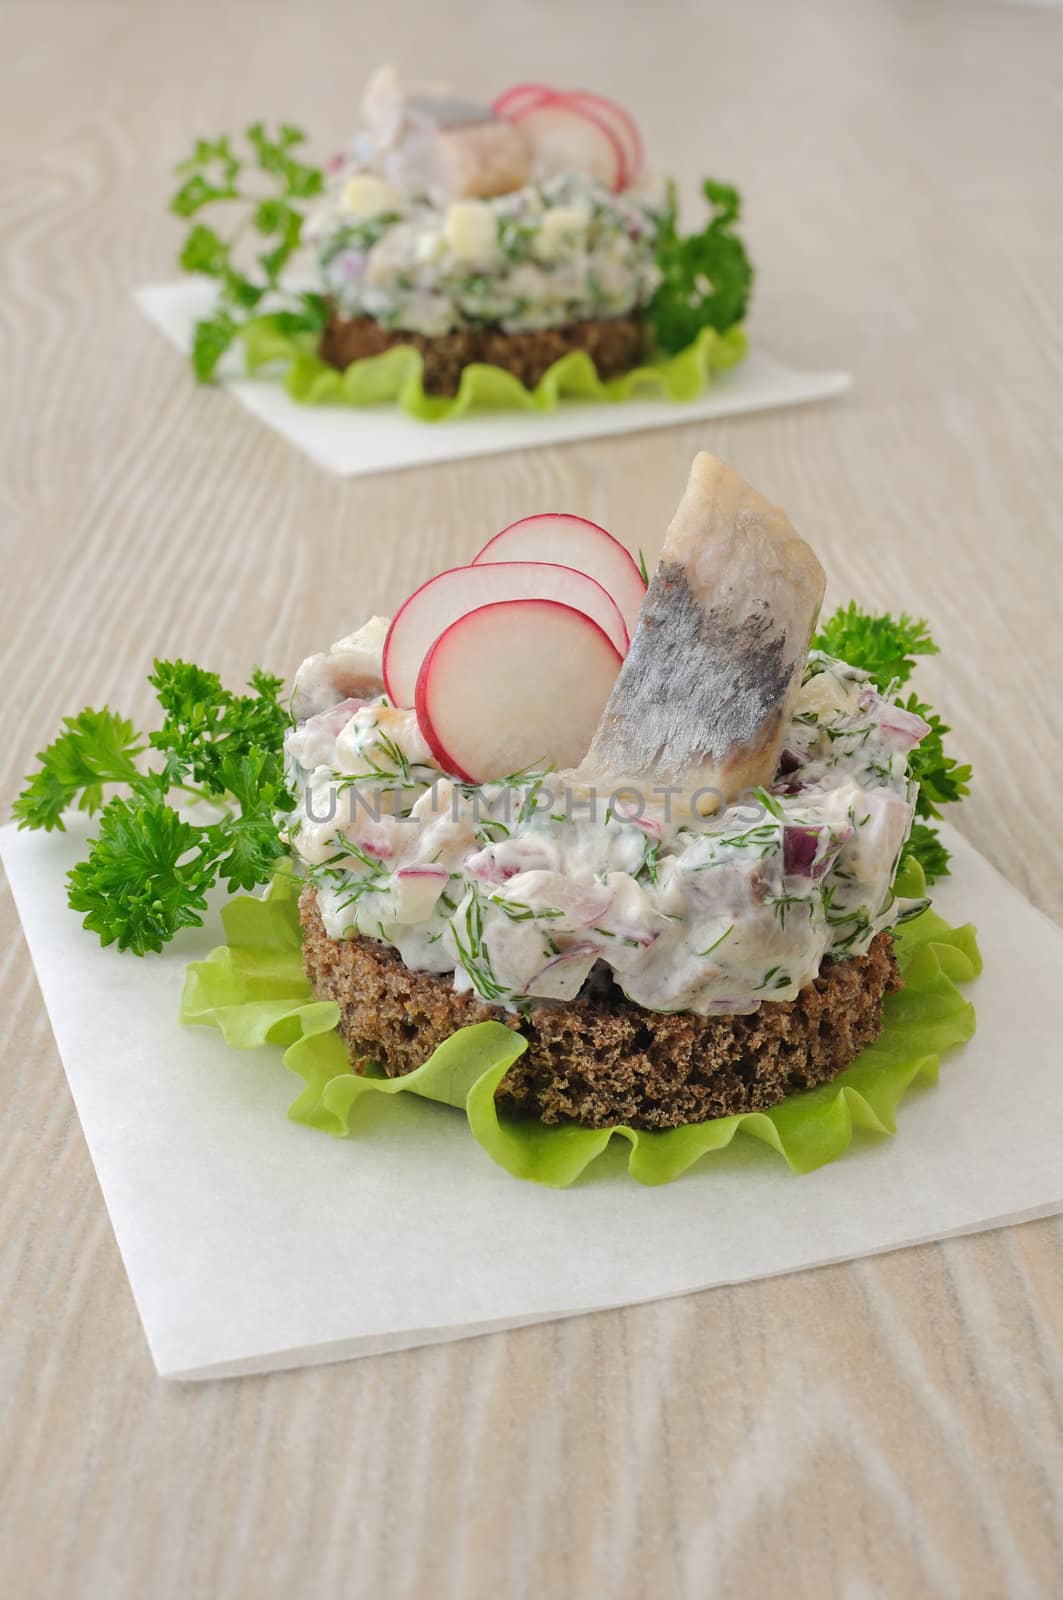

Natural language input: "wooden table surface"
[3,1,1061,1594]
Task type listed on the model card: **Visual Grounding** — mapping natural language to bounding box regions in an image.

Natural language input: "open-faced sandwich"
[14,458,977,1183]
[170,72,753,413]
[283,455,946,1127]
[311,68,678,394]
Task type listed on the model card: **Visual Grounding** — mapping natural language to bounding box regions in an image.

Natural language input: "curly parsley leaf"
[902,696,972,818]
[66,799,215,956]
[13,710,145,832]
[901,822,953,886]
[813,604,972,882]
[179,222,230,277]
[191,312,240,383]
[171,123,327,381]
[814,603,938,693]
[208,750,292,893]
[648,178,754,355]
[147,661,291,795]
[15,663,293,953]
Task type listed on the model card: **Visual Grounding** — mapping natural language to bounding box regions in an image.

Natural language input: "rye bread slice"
[318,311,648,397]
[299,888,901,1131]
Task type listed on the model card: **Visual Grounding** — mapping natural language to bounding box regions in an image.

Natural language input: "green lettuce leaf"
[180,856,980,1187]
[238,318,747,422]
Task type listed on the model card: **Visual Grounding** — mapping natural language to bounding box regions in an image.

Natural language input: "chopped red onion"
[466,838,558,883]
[783,823,851,880]
[783,825,821,875]
[861,689,931,752]
[611,797,662,838]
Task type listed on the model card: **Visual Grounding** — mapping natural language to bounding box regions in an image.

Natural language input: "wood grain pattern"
[2,1,1062,1594]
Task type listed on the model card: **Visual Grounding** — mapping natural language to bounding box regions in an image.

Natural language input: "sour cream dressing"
[305,172,664,337]
[283,646,927,1018]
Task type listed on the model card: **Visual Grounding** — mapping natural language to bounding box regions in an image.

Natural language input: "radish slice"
[494,86,641,190]
[491,83,555,118]
[384,560,628,707]
[473,513,647,634]
[510,98,626,191]
[566,92,642,185]
[414,599,623,781]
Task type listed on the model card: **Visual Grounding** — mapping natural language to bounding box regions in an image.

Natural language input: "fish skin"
[361,66,530,201]
[431,121,531,201]
[407,93,498,130]
[578,453,826,812]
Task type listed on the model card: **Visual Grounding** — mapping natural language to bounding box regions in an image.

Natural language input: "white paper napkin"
[134,281,852,477]
[2,818,1060,1381]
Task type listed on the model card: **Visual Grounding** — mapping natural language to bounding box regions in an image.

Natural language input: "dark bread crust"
[299,888,902,1131]
[318,311,649,397]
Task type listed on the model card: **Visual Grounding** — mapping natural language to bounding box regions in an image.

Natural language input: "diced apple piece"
[444,199,502,265]
[342,174,402,218]
[383,560,628,707]
[511,98,626,191]
[473,513,647,634]
[414,600,623,781]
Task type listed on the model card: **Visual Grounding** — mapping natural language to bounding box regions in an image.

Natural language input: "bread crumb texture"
[300,888,902,1131]
[319,311,649,396]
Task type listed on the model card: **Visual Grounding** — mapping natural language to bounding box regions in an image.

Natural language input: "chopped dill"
[696,924,734,957]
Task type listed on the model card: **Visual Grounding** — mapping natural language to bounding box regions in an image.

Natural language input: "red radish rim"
[384,559,630,706]
[491,83,556,117]
[414,598,622,783]
[473,513,647,597]
[507,93,628,192]
[494,85,641,189]
[414,637,476,780]
[567,91,643,181]
[513,96,628,193]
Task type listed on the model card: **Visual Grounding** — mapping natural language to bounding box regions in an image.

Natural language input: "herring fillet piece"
[578,453,826,810]
[362,65,531,202]
[291,616,390,720]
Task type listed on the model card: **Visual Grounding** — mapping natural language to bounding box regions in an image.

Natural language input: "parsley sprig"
[647,179,754,355]
[171,124,327,381]
[14,663,294,954]
[813,605,972,882]
[814,604,937,692]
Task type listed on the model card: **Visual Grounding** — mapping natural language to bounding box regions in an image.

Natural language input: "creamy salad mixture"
[283,642,927,1018]
[304,172,664,337]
